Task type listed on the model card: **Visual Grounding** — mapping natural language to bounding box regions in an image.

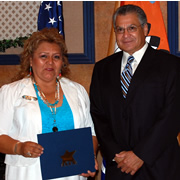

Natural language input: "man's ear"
[147,23,151,34]
[143,23,149,37]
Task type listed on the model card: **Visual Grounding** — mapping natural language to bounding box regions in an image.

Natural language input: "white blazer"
[0,77,95,168]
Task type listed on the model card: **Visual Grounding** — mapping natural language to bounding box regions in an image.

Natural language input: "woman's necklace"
[50,106,58,132]
[33,79,60,132]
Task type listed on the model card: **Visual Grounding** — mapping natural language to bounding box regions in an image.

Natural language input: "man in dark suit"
[90,4,180,180]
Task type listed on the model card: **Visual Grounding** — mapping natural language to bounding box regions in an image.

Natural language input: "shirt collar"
[122,42,148,64]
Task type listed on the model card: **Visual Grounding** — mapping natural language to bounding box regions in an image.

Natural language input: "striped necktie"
[121,56,134,98]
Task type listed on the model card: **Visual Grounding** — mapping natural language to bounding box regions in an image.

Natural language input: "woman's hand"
[17,141,44,158]
[80,157,99,177]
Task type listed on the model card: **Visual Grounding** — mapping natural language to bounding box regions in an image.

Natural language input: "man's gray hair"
[113,4,147,28]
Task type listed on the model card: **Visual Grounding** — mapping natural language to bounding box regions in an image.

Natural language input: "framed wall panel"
[168,1,180,57]
[67,1,95,64]
[0,1,95,65]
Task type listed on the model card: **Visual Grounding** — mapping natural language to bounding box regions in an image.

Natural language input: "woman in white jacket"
[0,28,98,180]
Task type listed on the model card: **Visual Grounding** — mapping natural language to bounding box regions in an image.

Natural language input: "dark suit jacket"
[90,45,180,180]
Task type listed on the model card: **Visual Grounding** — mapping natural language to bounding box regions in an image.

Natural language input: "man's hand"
[114,151,144,175]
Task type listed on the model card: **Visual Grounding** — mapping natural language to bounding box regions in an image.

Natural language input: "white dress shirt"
[121,42,148,75]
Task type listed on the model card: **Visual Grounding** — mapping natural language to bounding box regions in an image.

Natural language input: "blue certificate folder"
[37,127,95,179]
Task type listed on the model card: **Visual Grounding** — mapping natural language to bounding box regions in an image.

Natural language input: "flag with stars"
[38,1,64,36]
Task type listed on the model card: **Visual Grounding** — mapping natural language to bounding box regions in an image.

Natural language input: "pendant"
[53,126,58,132]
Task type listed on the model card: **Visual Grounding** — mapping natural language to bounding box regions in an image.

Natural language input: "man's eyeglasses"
[114,24,143,34]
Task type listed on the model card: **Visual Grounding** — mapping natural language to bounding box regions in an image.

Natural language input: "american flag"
[37,1,64,36]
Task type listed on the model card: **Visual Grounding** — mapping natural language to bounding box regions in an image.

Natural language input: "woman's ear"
[30,57,32,66]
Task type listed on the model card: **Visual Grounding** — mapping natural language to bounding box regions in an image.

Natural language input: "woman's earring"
[59,70,62,78]
[29,66,32,76]
[57,70,62,80]
[57,70,62,79]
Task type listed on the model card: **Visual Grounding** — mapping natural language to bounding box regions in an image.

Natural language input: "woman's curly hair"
[14,28,70,81]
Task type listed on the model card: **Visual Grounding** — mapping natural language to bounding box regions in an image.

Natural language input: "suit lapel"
[107,52,124,102]
[125,46,157,105]
[105,52,130,144]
